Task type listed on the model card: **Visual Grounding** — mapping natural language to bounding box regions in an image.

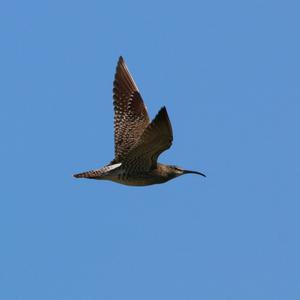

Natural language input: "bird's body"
[74,163,181,186]
[74,57,205,186]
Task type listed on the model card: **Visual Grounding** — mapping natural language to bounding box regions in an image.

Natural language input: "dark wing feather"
[124,106,173,173]
[113,56,150,162]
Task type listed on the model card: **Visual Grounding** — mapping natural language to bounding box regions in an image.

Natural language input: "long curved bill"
[183,170,206,177]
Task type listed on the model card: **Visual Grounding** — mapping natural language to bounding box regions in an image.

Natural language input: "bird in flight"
[73,56,205,186]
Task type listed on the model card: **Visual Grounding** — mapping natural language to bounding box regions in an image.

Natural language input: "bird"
[73,56,206,186]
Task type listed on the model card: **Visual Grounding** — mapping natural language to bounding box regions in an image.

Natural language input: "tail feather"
[73,170,101,179]
[73,163,122,179]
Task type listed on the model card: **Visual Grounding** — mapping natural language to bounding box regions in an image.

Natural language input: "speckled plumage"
[74,56,205,186]
[113,57,150,162]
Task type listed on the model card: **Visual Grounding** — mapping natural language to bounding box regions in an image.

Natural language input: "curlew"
[73,56,205,186]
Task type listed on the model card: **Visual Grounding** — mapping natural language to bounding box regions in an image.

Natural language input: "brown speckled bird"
[73,56,205,186]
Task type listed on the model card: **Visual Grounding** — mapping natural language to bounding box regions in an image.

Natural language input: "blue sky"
[1,0,300,299]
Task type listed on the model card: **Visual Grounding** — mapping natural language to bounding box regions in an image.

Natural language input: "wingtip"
[159,106,167,113]
[158,106,170,119]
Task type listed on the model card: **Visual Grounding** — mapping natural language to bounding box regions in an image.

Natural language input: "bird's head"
[167,165,206,179]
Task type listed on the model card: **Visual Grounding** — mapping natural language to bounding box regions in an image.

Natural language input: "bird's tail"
[73,169,102,179]
[73,163,122,179]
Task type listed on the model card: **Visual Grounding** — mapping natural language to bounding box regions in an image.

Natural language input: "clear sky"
[1,0,300,299]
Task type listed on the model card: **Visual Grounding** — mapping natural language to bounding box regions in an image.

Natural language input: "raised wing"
[123,106,173,173]
[113,56,150,162]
